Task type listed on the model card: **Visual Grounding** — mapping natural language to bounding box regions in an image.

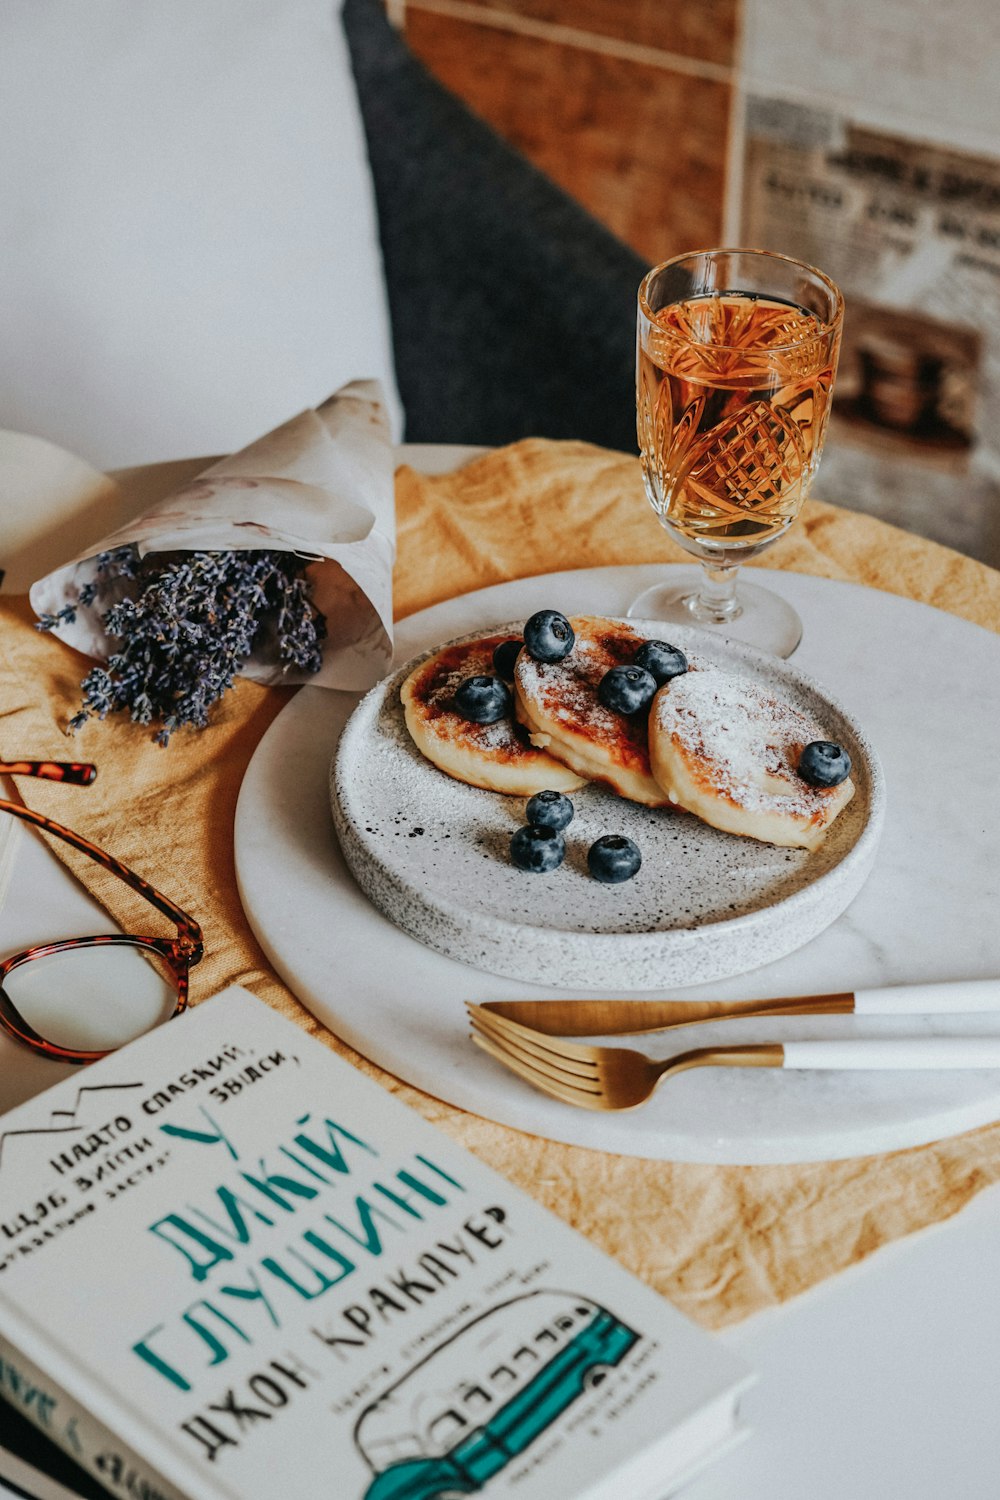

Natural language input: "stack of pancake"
[401,616,854,851]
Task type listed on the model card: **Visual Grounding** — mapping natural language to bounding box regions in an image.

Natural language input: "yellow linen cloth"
[1,438,999,1332]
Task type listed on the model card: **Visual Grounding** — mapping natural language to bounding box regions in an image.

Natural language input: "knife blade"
[476,979,1000,1036]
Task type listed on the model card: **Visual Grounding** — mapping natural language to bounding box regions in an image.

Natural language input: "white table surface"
[3,438,1000,1498]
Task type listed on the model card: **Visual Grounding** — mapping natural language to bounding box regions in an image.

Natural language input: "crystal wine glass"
[631,248,844,656]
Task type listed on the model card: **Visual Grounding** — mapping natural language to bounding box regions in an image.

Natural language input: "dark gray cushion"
[342,0,648,452]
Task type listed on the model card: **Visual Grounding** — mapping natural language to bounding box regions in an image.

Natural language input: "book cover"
[0,986,753,1500]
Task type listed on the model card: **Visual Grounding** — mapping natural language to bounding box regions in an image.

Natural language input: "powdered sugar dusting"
[427,662,519,750]
[654,666,839,815]
[515,617,653,757]
[411,636,529,756]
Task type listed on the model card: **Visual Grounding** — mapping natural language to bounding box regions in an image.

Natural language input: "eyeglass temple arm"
[1,760,97,785]
[0,761,203,957]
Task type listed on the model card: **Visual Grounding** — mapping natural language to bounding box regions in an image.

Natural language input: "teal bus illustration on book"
[354,1290,639,1499]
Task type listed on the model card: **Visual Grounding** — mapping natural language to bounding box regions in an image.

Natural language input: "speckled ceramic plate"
[329,620,884,991]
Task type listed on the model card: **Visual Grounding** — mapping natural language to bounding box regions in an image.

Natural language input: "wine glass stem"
[692,561,742,623]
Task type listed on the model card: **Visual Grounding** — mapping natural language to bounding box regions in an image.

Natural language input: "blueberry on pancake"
[402,634,587,796]
[648,665,855,850]
[513,616,671,806]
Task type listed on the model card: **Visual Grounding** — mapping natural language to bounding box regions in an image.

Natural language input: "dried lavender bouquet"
[29,381,396,741]
[37,546,326,745]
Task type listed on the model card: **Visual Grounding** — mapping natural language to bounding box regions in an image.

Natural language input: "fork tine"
[467,1008,599,1079]
[469,1030,609,1109]
[468,1016,601,1086]
[466,1004,601,1072]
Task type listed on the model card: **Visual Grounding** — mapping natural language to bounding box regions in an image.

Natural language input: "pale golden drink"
[637,292,837,561]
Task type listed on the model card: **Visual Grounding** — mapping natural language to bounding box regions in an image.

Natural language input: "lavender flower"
[38,548,327,745]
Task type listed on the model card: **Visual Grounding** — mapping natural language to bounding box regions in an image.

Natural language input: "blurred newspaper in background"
[740,96,1000,565]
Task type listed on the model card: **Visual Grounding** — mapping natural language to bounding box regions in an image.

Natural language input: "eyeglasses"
[0,759,204,1063]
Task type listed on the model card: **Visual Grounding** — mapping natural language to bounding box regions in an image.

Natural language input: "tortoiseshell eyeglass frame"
[0,760,204,1064]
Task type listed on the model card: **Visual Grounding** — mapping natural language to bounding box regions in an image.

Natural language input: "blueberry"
[453,675,511,724]
[587,834,642,884]
[525,790,574,832]
[597,665,657,715]
[492,638,522,681]
[510,825,566,873]
[798,740,852,788]
[634,639,688,685]
[523,610,575,663]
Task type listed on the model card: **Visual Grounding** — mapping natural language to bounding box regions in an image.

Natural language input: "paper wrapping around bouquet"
[28,380,395,693]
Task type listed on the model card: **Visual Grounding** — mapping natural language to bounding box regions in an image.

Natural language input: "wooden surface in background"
[405,7,731,262]
[458,0,740,66]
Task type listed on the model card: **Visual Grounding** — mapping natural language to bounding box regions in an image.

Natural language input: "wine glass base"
[627,571,802,658]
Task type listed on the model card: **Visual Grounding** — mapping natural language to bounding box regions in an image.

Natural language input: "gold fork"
[467,1006,1000,1112]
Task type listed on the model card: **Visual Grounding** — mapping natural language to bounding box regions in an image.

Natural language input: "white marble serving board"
[234,565,1000,1164]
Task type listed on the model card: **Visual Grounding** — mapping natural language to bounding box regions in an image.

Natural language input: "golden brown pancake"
[648,664,855,850]
[513,616,670,806]
[401,635,586,795]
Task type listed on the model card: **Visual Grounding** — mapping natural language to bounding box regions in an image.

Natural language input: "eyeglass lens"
[4,944,178,1053]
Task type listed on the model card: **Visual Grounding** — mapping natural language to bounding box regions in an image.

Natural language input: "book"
[0,1427,99,1500]
[0,985,754,1500]
[0,1400,107,1500]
